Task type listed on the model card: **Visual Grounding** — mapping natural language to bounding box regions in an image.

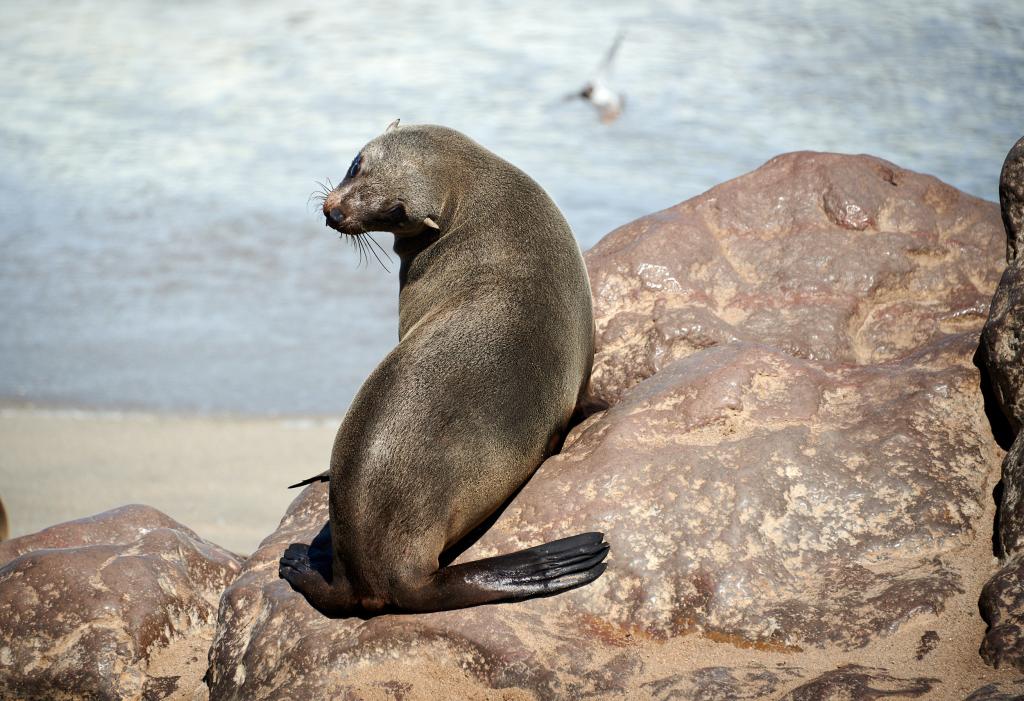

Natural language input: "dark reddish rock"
[777,665,935,700]
[999,137,1024,270]
[980,136,1024,435]
[997,435,1024,560]
[0,504,241,701]
[980,547,1024,673]
[982,265,1024,437]
[979,136,1024,678]
[584,152,1004,406]
[915,630,940,661]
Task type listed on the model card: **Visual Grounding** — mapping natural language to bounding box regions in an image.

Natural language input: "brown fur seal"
[279,122,609,614]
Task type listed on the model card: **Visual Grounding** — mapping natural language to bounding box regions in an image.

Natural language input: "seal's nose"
[327,207,345,225]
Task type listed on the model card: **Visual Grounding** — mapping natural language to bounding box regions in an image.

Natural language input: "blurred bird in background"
[568,31,626,123]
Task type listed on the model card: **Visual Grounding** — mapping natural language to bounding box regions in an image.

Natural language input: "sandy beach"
[0,405,340,554]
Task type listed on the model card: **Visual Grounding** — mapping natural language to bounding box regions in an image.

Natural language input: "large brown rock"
[467,334,997,649]
[211,483,974,701]
[0,504,241,700]
[585,151,1004,405]
[208,153,1011,699]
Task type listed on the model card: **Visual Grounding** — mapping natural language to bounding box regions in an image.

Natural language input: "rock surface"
[980,550,1024,674]
[207,153,1012,699]
[776,665,936,700]
[981,135,1024,434]
[585,151,1004,406]
[0,504,241,701]
[996,433,1024,560]
[467,335,995,649]
[966,680,1024,701]
[984,136,1024,555]
[982,263,1024,436]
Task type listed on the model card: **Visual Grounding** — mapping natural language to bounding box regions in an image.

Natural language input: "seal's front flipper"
[279,539,357,617]
[399,532,610,612]
[288,470,330,489]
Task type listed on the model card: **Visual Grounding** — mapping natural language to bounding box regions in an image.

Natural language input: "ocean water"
[1,0,1021,415]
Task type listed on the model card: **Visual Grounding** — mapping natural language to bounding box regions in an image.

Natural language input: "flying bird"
[568,31,626,124]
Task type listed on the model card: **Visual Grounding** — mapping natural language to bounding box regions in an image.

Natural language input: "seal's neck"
[394,228,441,291]
[392,191,466,292]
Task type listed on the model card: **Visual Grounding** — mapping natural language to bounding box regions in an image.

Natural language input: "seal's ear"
[386,118,401,132]
[423,217,440,230]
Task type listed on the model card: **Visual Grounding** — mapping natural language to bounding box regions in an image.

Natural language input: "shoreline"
[0,403,342,555]
[0,396,345,423]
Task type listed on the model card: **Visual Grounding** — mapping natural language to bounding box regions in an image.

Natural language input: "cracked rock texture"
[980,135,1024,676]
[206,153,1017,699]
[0,504,241,700]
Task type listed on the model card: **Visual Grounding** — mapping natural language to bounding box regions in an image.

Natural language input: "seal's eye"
[345,154,362,180]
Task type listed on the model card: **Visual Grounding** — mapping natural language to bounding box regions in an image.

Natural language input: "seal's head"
[321,119,445,238]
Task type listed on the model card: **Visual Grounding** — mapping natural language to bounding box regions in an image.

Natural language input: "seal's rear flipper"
[403,532,610,612]
[288,471,330,489]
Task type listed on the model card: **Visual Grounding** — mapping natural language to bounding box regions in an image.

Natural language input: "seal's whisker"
[363,233,392,273]
[361,236,373,270]
[309,180,332,214]
[307,191,327,211]
[355,234,368,269]
[365,232,393,261]
[368,236,391,264]
[346,236,358,266]
[353,235,362,267]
